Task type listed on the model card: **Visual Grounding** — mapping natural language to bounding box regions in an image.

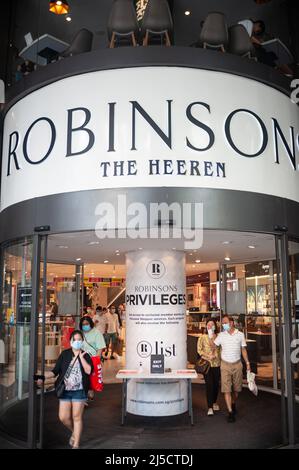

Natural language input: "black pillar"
[286,0,299,77]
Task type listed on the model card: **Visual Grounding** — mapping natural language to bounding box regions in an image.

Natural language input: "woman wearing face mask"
[197,319,221,416]
[36,330,93,448]
[79,316,106,402]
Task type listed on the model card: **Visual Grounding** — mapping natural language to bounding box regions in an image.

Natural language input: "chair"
[141,0,173,47]
[228,24,256,59]
[199,12,228,52]
[60,29,93,58]
[107,0,139,48]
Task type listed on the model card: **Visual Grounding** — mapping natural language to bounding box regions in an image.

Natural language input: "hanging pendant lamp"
[49,0,69,15]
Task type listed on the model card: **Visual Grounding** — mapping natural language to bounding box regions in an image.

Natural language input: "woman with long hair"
[36,330,93,448]
[197,319,221,416]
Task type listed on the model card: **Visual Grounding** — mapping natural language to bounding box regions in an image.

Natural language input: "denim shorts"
[59,389,87,403]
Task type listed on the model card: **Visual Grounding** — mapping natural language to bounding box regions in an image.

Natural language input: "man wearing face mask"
[214,315,251,423]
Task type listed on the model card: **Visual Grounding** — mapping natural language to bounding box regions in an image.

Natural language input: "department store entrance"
[0,229,298,448]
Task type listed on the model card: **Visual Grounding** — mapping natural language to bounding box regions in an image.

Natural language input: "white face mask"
[208,328,215,338]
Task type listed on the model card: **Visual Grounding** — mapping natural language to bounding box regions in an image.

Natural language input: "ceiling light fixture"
[195,260,201,263]
[135,0,149,21]
[104,260,109,264]
[49,0,69,15]
[185,10,191,16]
[66,16,72,22]
[248,245,256,249]
[224,257,231,261]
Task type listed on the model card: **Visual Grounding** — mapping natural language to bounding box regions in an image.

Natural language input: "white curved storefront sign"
[1,66,299,211]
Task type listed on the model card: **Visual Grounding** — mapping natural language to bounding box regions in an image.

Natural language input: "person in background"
[50,301,58,321]
[119,304,126,322]
[82,307,88,316]
[79,316,106,402]
[197,319,221,416]
[104,306,120,360]
[238,18,293,75]
[214,315,251,423]
[116,305,123,329]
[36,330,93,449]
[94,306,108,359]
[238,19,266,45]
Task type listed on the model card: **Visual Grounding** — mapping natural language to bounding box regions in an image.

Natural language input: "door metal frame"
[27,240,84,448]
[27,234,42,449]
[277,232,296,446]
[38,235,48,449]
[27,234,49,449]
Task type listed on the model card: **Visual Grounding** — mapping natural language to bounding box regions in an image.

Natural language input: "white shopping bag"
[247,371,258,397]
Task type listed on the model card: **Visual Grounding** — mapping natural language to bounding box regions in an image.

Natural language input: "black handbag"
[195,358,211,376]
[55,355,79,398]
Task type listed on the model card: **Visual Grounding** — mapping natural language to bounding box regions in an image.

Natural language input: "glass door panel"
[0,238,33,443]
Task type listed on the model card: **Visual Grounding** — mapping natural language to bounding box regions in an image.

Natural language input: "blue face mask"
[223,323,231,332]
[82,325,91,332]
[71,340,83,350]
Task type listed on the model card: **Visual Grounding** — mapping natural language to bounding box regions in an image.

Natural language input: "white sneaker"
[213,404,220,412]
[207,408,214,416]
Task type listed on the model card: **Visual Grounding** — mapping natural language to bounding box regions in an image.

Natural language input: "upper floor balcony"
[1,0,298,108]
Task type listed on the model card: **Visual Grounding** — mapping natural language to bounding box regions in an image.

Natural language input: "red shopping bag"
[89,356,104,392]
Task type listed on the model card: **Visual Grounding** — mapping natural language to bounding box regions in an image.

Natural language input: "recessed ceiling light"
[76,258,82,261]
[224,257,231,261]
[116,253,120,256]
[104,260,109,264]
[185,10,191,16]
[66,16,71,22]
[88,241,100,246]
[115,250,120,253]
[248,245,256,249]
[195,260,201,263]
[222,241,232,245]
[57,245,68,249]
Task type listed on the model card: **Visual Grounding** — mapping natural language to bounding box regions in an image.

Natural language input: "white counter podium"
[116,369,198,426]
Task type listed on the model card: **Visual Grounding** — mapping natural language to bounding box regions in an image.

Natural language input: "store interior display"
[1,237,298,392]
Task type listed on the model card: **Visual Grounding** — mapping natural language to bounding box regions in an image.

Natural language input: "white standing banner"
[126,250,188,416]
